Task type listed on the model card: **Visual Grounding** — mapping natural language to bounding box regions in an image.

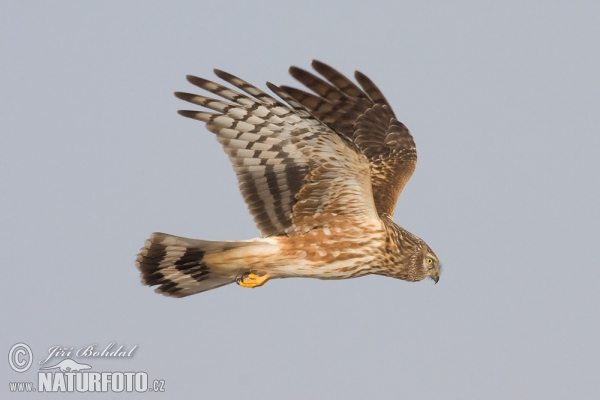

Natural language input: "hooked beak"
[431,274,440,284]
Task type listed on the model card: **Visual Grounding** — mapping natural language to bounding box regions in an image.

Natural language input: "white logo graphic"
[39,358,91,372]
[7,343,165,393]
[8,343,33,373]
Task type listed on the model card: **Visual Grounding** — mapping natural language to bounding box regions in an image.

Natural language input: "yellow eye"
[426,258,434,265]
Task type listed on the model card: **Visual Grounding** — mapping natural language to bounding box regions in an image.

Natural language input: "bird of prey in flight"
[136,60,440,297]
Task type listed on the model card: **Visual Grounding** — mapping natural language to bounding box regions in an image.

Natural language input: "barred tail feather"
[136,232,250,297]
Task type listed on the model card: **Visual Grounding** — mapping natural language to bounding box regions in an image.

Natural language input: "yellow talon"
[237,273,270,288]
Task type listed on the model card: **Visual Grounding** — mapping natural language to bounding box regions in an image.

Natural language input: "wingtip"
[288,65,302,76]
[265,81,280,92]
[311,59,327,70]
[185,74,204,86]
[354,70,366,80]
[176,91,203,101]
[217,68,246,81]
[177,110,197,119]
[213,68,228,79]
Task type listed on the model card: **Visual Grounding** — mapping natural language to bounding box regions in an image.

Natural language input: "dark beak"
[432,275,439,284]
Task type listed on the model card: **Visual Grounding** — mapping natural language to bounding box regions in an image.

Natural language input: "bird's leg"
[236,273,271,288]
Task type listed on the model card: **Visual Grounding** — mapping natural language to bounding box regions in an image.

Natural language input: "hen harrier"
[136,61,440,297]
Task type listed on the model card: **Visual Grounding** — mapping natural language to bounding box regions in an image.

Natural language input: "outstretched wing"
[176,70,378,237]
[281,60,417,218]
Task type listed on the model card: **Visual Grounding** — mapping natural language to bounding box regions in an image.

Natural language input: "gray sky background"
[2,1,599,398]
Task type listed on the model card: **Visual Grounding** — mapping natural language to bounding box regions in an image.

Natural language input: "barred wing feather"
[176,70,378,237]
[282,60,417,217]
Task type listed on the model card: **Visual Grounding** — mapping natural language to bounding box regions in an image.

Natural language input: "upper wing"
[281,60,417,218]
[175,69,378,237]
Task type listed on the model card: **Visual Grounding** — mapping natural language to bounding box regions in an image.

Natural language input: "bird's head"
[386,222,441,284]
[419,244,441,284]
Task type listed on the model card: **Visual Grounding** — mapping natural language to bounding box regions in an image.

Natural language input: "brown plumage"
[136,60,440,297]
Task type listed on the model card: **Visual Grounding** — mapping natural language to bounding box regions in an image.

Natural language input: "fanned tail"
[136,232,253,297]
